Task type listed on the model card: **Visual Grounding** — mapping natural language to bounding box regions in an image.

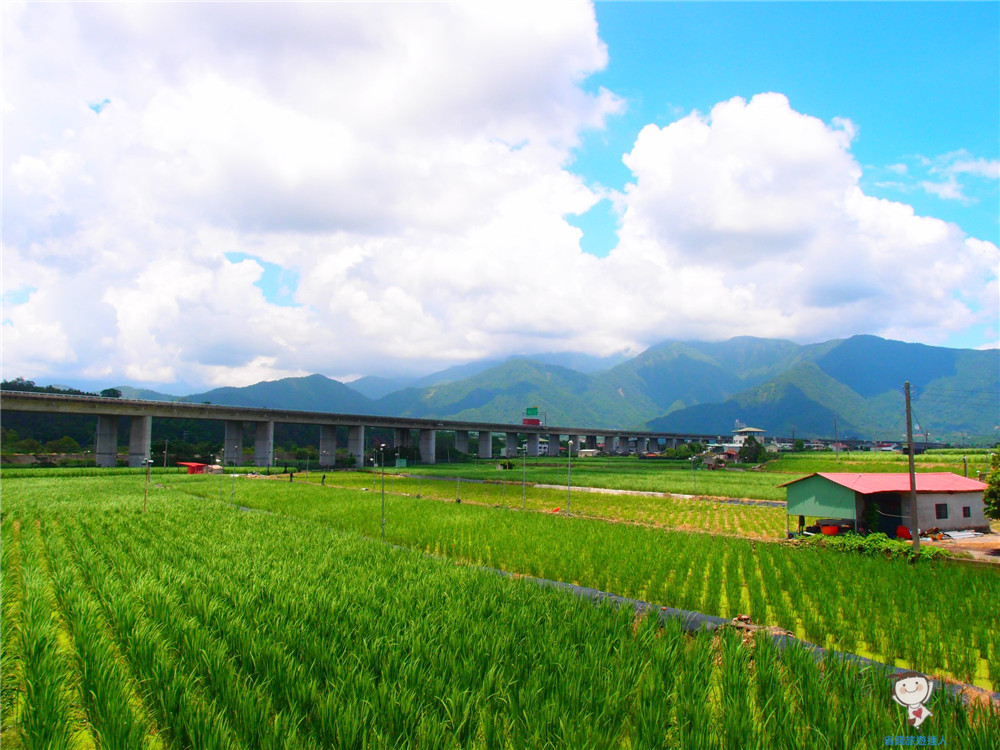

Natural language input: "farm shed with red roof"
[779,472,989,536]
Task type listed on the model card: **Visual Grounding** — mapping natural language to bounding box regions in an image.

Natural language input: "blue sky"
[4,2,998,390]
[568,2,998,257]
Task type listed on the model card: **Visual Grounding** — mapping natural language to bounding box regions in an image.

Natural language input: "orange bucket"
[820,525,840,536]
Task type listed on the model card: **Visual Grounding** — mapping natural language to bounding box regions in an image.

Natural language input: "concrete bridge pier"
[224,421,244,466]
[604,436,616,454]
[526,433,540,457]
[319,425,337,467]
[505,432,518,458]
[254,421,274,467]
[478,431,492,459]
[348,425,365,468]
[393,428,409,452]
[127,415,152,467]
[549,433,561,455]
[419,429,436,464]
[586,435,597,450]
[96,415,118,467]
[455,430,469,454]
[636,437,648,454]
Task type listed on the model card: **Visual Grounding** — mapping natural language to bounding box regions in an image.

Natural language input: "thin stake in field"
[380,443,386,540]
[522,446,527,511]
[143,458,152,511]
[567,440,573,513]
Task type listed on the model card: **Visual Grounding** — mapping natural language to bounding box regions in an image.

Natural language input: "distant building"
[710,426,767,457]
[733,427,766,445]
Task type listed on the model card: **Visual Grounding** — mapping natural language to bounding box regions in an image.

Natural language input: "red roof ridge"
[779,471,986,493]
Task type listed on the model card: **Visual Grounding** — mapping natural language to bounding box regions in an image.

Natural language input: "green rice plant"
[308,467,788,537]
[16,523,73,750]
[989,633,1000,689]
[166,473,1000,688]
[0,518,24,738]
[629,616,682,749]
[673,632,716,749]
[4,473,1000,747]
[84,533,295,748]
[719,628,753,746]
[41,524,153,750]
[784,642,833,742]
[704,544,724,615]
[56,519,240,750]
[752,632,797,748]
[766,450,991,476]
[721,545,743,617]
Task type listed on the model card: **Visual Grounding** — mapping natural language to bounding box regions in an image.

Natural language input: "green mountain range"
[643,336,997,441]
[376,335,996,441]
[98,335,999,443]
[181,373,376,414]
[376,358,633,427]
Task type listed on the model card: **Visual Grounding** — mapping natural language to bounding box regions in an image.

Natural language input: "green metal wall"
[785,475,858,519]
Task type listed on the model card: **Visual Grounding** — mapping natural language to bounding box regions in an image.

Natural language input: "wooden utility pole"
[905,382,920,553]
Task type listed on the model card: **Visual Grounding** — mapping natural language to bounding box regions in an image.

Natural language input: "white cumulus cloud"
[2,5,996,391]
[604,93,998,346]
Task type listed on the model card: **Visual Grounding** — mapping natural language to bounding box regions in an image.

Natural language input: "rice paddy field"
[765,451,992,477]
[295,470,786,539]
[2,470,999,748]
[394,449,992,502]
[403,457,789,501]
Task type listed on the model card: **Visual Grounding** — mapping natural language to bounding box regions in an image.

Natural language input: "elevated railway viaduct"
[1,391,725,468]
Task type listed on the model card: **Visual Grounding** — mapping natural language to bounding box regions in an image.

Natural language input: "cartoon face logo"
[891,671,933,728]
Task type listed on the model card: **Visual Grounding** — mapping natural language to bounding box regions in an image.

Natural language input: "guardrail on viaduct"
[0,391,723,468]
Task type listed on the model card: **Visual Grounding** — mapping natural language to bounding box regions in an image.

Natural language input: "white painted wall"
[914,491,987,531]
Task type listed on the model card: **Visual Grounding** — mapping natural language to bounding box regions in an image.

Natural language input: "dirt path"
[921,532,1000,564]
[532,483,785,508]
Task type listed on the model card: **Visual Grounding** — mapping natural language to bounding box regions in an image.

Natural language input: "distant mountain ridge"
[180,373,377,414]
[644,336,997,441]
[347,350,631,400]
[117,386,181,402]
[93,336,995,442]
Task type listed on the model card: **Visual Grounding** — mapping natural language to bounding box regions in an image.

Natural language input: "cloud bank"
[3,3,996,389]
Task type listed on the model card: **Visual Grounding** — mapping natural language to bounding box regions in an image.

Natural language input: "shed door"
[867,492,903,536]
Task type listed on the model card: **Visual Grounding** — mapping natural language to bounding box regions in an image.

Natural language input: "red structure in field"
[177,462,209,474]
